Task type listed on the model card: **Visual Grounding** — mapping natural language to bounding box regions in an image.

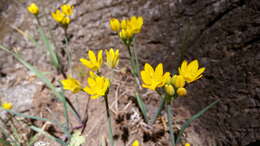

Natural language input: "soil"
[0,0,259,146]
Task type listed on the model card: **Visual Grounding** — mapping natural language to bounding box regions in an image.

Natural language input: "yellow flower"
[141,63,170,90]
[109,18,121,32]
[83,75,110,99]
[80,50,103,71]
[61,77,82,93]
[106,48,119,68]
[132,140,139,146]
[121,19,128,30]
[164,84,175,96]
[178,60,205,83]
[119,29,133,40]
[27,3,39,15]
[185,143,191,146]
[1,102,13,110]
[128,16,143,34]
[171,75,185,88]
[177,87,187,96]
[52,10,71,26]
[61,4,74,16]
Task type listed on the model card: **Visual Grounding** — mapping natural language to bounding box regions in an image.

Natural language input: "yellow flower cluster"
[61,72,110,99]
[27,3,39,16]
[52,4,74,27]
[141,60,205,97]
[110,16,143,41]
[80,49,120,71]
[61,49,119,99]
[1,101,13,110]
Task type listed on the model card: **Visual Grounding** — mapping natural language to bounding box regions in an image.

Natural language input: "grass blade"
[0,107,55,123]
[176,100,219,144]
[30,126,66,146]
[135,92,148,123]
[38,28,60,70]
[167,104,175,146]
[0,45,82,123]
[150,95,165,125]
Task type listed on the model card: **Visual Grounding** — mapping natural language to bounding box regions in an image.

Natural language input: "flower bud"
[177,87,187,96]
[171,75,185,88]
[164,84,175,96]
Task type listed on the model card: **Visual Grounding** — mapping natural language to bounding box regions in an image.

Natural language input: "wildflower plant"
[60,49,119,146]
[139,59,219,146]
[109,16,148,122]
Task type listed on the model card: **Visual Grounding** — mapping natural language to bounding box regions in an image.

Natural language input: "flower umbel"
[141,63,170,90]
[178,60,205,83]
[109,16,143,41]
[1,102,13,110]
[27,3,39,15]
[106,48,119,68]
[61,77,81,93]
[83,75,110,99]
[52,9,71,26]
[61,4,74,16]
[80,50,103,71]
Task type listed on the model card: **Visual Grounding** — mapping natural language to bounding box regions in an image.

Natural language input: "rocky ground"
[0,0,259,146]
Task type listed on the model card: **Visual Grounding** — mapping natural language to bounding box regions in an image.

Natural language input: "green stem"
[150,96,165,125]
[104,94,114,146]
[132,44,140,77]
[135,92,148,123]
[126,44,147,122]
[167,103,175,146]
[61,95,71,139]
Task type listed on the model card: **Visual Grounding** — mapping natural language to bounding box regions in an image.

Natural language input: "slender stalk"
[104,94,114,146]
[63,27,72,73]
[167,103,175,146]
[132,44,140,77]
[126,44,147,122]
[61,96,71,139]
[150,96,165,125]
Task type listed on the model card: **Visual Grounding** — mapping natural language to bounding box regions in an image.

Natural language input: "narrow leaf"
[135,92,148,123]
[30,126,66,146]
[176,100,219,144]
[38,28,60,69]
